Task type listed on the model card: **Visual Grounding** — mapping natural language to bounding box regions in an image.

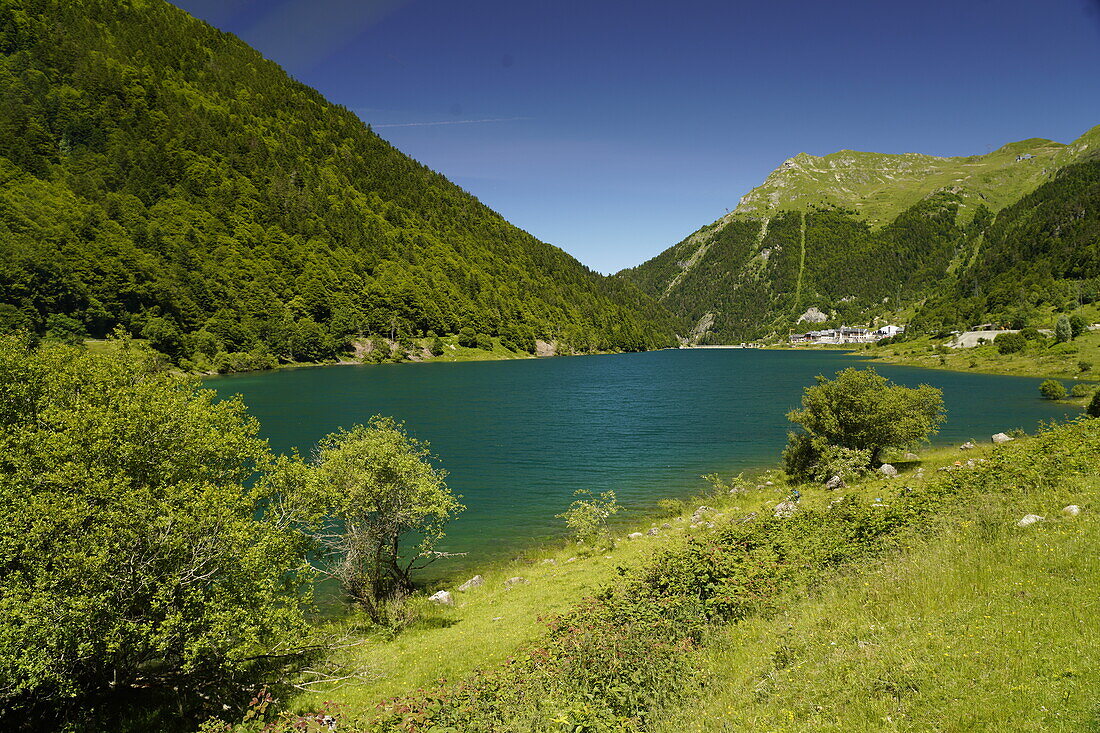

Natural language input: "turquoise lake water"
[209,349,1079,572]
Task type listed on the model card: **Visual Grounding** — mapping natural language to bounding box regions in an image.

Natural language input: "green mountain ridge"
[621,125,1100,343]
[0,0,680,368]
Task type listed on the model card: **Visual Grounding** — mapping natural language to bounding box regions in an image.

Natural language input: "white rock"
[1063,505,1082,517]
[879,463,898,477]
[627,532,644,540]
[825,475,846,490]
[1016,514,1045,528]
[428,590,454,606]
[903,452,920,461]
[541,558,556,565]
[774,500,798,518]
[661,522,672,529]
[565,556,578,563]
[647,527,659,536]
[992,432,1014,444]
[765,481,774,486]
[457,575,484,592]
[503,576,527,588]
[960,441,977,450]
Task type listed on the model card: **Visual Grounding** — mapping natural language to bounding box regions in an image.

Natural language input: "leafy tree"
[476,333,494,351]
[1069,314,1087,339]
[457,327,478,348]
[1055,315,1073,343]
[302,417,464,622]
[785,368,945,471]
[43,313,86,345]
[1039,379,1067,400]
[1088,390,1100,418]
[557,489,620,549]
[429,336,445,356]
[0,335,313,727]
[994,331,1026,354]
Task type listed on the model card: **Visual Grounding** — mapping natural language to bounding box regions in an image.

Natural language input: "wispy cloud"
[372,116,532,129]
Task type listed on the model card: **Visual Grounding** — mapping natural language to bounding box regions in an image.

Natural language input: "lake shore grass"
[277,426,1100,729]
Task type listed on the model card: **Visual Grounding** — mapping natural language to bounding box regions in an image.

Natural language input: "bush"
[1070,383,1092,398]
[457,327,477,348]
[475,333,494,351]
[429,336,445,356]
[1089,391,1100,418]
[994,332,1026,354]
[557,489,620,548]
[1039,379,1067,400]
[787,368,945,466]
[1019,327,1042,341]
[1070,314,1087,339]
[1078,360,1092,373]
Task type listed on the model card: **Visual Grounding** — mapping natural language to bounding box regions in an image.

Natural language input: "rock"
[824,475,846,490]
[903,452,920,461]
[960,441,977,450]
[491,616,503,621]
[878,463,898,477]
[755,484,766,491]
[428,590,454,606]
[797,306,829,324]
[992,432,1014,444]
[1016,514,1045,528]
[774,500,798,518]
[647,527,659,536]
[565,556,578,563]
[690,523,701,529]
[541,558,556,565]
[503,576,527,588]
[661,522,672,529]
[1063,505,1082,517]
[765,481,774,486]
[627,532,644,540]
[706,522,715,528]
[457,575,484,592]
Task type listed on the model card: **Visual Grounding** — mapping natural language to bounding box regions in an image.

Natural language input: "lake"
[209,349,1079,571]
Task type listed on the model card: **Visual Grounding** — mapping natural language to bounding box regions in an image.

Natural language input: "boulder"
[647,527,659,536]
[960,441,977,450]
[1016,514,1045,528]
[774,500,798,518]
[661,522,672,529]
[878,463,898,477]
[824,475,846,490]
[627,532,644,540]
[457,575,484,592]
[903,452,920,461]
[541,558,556,565]
[992,432,1014,444]
[503,576,527,589]
[1063,505,1082,517]
[565,556,578,563]
[428,590,454,606]
[765,481,775,486]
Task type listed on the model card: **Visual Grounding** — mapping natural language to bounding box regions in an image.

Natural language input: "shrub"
[557,489,620,548]
[1078,360,1092,373]
[1070,383,1092,398]
[1019,327,1042,341]
[994,332,1026,354]
[476,333,494,351]
[456,327,477,348]
[429,336,445,356]
[1039,379,1067,400]
[787,368,945,466]
[1089,391,1100,418]
[1070,314,1087,339]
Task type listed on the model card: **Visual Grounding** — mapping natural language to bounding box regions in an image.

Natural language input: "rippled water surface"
[209,349,1079,568]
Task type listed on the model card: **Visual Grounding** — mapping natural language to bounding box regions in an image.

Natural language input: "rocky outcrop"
[457,575,484,592]
[797,306,829,324]
[1016,514,1044,528]
[992,433,1014,444]
[429,590,454,606]
[879,463,898,477]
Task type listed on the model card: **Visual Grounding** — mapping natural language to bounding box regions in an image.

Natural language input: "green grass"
[734,125,1100,227]
[861,328,1100,382]
[653,477,1100,732]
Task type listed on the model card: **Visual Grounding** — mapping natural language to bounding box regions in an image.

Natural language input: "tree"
[305,417,464,622]
[429,336,445,356]
[785,368,945,472]
[994,331,1026,354]
[43,313,86,345]
[557,489,620,549]
[1087,390,1100,418]
[1055,315,1072,343]
[457,327,477,348]
[1039,379,1067,400]
[1069,314,1087,339]
[0,335,313,726]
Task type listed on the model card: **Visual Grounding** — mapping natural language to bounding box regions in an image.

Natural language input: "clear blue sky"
[171,0,1100,273]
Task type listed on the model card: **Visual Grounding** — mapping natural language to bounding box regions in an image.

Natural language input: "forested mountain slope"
[0,0,680,365]
[620,126,1100,343]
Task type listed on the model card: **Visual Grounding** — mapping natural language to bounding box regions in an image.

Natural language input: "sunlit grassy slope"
[734,125,1100,227]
